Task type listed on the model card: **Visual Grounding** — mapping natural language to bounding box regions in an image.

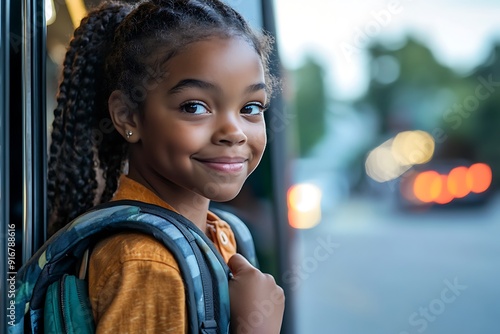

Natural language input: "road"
[291,194,500,334]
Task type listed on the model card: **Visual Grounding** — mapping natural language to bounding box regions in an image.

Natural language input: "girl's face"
[130,36,267,203]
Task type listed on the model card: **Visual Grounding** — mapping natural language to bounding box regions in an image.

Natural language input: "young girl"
[47,0,284,332]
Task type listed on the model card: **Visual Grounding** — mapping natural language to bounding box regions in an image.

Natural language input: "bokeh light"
[467,163,492,193]
[365,139,411,182]
[434,175,454,205]
[366,131,435,183]
[287,183,322,229]
[392,130,435,166]
[406,163,492,206]
[448,166,472,198]
[413,170,442,203]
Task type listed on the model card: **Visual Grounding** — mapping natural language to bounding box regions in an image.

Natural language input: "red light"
[434,175,454,205]
[406,162,492,206]
[467,163,492,193]
[413,171,441,203]
[447,166,471,198]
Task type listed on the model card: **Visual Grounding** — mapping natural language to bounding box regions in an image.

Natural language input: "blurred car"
[397,159,493,210]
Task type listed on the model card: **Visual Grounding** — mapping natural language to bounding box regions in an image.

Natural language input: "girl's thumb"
[228,253,253,276]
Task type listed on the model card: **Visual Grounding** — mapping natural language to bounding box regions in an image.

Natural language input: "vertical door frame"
[22,0,47,263]
[1,0,11,331]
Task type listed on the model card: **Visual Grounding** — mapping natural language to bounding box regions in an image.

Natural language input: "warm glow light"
[413,171,442,203]
[366,131,435,183]
[404,162,492,206]
[287,183,322,229]
[288,184,321,212]
[392,130,435,166]
[65,0,87,28]
[45,0,56,25]
[467,163,492,193]
[434,175,454,205]
[365,139,411,182]
[400,172,421,204]
[447,166,471,198]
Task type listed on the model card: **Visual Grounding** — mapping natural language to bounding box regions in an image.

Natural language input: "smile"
[194,157,247,173]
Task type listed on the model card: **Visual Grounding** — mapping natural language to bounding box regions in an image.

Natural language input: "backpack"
[9,200,257,334]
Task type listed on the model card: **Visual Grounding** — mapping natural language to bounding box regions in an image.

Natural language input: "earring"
[125,130,133,139]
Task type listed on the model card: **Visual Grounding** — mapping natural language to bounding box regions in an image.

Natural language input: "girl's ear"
[108,90,141,143]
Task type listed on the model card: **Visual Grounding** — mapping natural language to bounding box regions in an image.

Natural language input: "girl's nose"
[212,114,247,146]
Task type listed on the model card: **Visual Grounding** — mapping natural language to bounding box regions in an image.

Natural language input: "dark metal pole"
[1,0,12,331]
[261,2,296,333]
[32,0,48,249]
[22,0,46,264]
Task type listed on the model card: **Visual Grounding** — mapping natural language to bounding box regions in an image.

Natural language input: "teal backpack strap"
[210,208,259,268]
[139,202,231,334]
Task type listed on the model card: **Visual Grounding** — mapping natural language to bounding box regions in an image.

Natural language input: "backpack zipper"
[75,277,94,325]
[59,274,70,333]
[190,238,216,330]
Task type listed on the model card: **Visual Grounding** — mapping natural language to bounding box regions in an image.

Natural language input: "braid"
[47,29,83,227]
[49,0,275,235]
[48,2,133,235]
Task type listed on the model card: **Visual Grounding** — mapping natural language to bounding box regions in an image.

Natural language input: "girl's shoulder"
[87,232,187,328]
[90,232,180,270]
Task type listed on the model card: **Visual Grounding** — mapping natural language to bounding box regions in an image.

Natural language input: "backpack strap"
[210,208,259,268]
[11,201,231,334]
[133,201,231,334]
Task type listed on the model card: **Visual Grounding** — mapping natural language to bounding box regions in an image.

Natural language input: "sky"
[273,0,500,101]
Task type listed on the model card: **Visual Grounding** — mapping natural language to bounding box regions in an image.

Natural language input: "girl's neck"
[126,163,210,233]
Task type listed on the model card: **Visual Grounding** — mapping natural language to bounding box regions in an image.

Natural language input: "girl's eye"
[180,102,209,114]
[241,103,266,115]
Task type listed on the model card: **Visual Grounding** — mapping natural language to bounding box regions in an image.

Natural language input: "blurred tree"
[291,56,327,156]
[359,37,462,135]
[463,43,500,187]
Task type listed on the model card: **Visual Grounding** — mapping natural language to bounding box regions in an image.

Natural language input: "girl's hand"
[228,254,285,334]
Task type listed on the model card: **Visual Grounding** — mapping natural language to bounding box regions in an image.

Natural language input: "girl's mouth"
[194,157,247,173]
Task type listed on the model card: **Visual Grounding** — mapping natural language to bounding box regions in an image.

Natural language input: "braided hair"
[47,0,275,235]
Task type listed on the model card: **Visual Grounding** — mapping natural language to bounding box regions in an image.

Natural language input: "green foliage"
[360,38,460,133]
[291,56,327,156]
[464,45,500,186]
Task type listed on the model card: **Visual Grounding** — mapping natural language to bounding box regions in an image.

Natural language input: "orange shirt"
[88,175,237,333]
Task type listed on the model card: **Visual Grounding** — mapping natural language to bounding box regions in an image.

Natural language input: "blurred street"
[292,193,500,334]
